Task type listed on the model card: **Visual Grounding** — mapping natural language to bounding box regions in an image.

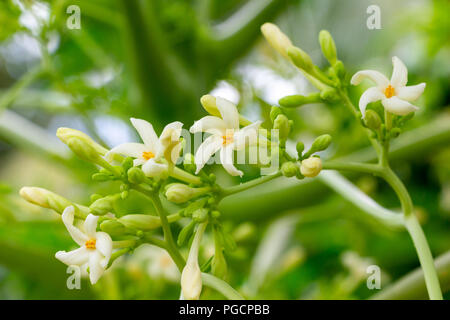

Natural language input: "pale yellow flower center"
[85,239,96,249]
[142,151,155,160]
[222,133,234,145]
[384,85,395,98]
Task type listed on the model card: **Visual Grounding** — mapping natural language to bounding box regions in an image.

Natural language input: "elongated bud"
[273,114,290,142]
[127,167,146,184]
[181,223,207,300]
[100,220,126,236]
[281,161,299,177]
[300,157,322,178]
[260,23,293,59]
[287,46,314,72]
[319,30,337,65]
[320,88,339,103]
[309,134,332,154]
[177,220,196,246]
[165,184,209,204]
[19,187,88,217]
[296,141,305,157]
[118,214,165,230]
[57,128,107,164]
[212,248,228,280]
[333,60,345,78]
[270,106,282,123]
[364,110,381,130]
[279,93,321,108]
[200,95,221,117]
[89,195,118,215]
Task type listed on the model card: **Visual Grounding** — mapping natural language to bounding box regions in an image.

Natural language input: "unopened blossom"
[107,118,183,178]
[55,206,112,284]
[190,96,261,177]
[351,56,426,117]
[300,157,322,178]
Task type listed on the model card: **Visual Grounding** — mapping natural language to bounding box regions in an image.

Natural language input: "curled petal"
[233,121,262,150]
[390,56,408,88]
[351,70,389,89]
[358,87,384,117]
[61,206,88,246]
[220,145,243,177]
[55,247,90,266]
[382,97,418,116]
[216,97,240,130]
[396,83,426,101]
[190,116,227,135]
[194,135,223,174]
[107,143,148,160]
[130,118,160,151]
[160,122,183,145]
[142,159,168,178]
[95,232,112,266]
[168,142,182,164]
[84,214,99,239]
[88,250,105,284]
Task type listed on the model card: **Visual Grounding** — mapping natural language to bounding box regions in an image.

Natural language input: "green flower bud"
[19,187,88,218]
[364,110,382,130]
[165,184,210,204]
[260,23,293,59]
[122,157,134,171]
[56,128,107,164]
[279,93,321,108]
[212,248,228,280]
[296,141,305,157]
[121,191,129,199]
[183,153,196,174]
[90,194,102,203]
[320,88,339,102]
[319,30,337,65]
[270,106,282,123]
[177,220,196,246]
[127,167,146,184]
[287,46,314,72]
[118,214,162,230]
[273,114,290,141]
[100,220,126,236]
[200,94,220,117]
[281,161,299,178]
[192,208,209,223]
[211,210,221,219]
[92,173,111,181]
[333,60,345,78]
[310,134,332,154]
[300,157,322,178]
[89,195,117,215]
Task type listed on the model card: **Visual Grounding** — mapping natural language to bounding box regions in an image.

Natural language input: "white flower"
[190,97,261,177]
[351,56,426,117]
[107,118,183,178]
[55,206,112,284]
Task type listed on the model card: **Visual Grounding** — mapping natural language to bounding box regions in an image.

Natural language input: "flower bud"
[319,30,337,65]
[200,95,221,117]
[19,187,88,217]
[118,214,163,230]
[270,106,282,123]
[100,220,126,236]
[279,93,321,108]
[287,46,314,72]
[309,134,332,154]
[177,221,196,246]
[260,23,293,59]
[300,157,322,178]
[212,248,228,280]
[281,161,299,178]
[333,60,345,78]
[364,110,381,130]
[56,128,107,164]
[89,195,117,215]
[165,184,209,204]
[320,88,339,102]
[127,167,146,184]
[192,208,209,223]
[296,141,305,157]
[273,114,290,141]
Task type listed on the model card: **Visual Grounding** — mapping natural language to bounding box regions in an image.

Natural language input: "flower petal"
[159,121,183,147]
[61,206,88,246]
[84,214,99,238]
[220,144,243,177]
[88,250,105,284]
[382,97,419,116]
[390,56,408,88]
[216,97,240,130]
[358,87,384,117]
[351,70,389,89]
[142,159,168,178]
[95,232,112,266]
[55,247,90,266]
[194,135,223,174]
[133,158,146,166]
[190,116,227,135]
[107,143,148,160]
[130,118,160,151]
[396,83,426,101]
[233,121,262,150]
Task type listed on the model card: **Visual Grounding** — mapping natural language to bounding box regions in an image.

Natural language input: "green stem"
[170,167,203,186]
[220,171,282,197]
[201,273,245,300]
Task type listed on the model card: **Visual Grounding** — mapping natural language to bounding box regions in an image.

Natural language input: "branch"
[371,250,450,300]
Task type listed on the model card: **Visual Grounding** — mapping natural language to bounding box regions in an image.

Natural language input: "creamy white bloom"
[55,206,112,284]
[107,118,183,178]
[351,56,426,117]
[190,97,261,177]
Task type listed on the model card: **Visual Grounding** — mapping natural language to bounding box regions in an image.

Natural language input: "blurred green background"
[0,0,449,299]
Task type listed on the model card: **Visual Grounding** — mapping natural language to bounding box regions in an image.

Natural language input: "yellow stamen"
[222,133,234,146]
[85,239,96,249]
[142,151,155,160]
[384,85,395,98]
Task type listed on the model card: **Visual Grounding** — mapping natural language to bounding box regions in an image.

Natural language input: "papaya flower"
[351,56,426,117]
[55,206,112,284]
[107,118,183,178]
[190,96,261,177]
